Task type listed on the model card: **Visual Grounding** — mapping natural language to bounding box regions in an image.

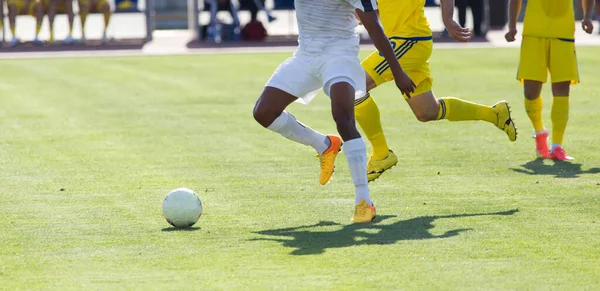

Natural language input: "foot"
[318,135,342,185]
[492,101,518,142]
[549,146,574,161]
[267,15,277,23]
[367,150,398,182]
[63,35,75,44]
[32,37,43,46]
[534,131,549,158]
[102,34,109,43]
[9,37,19,47]
[352,199,376,223]
[81,35,87,43]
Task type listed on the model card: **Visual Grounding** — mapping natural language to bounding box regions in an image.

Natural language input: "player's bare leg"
[79,0,89,42]
[32,0,44,44]
[354,73,397,182]
[523,80,549,158]
[548,81,573,160]
[64,0,75,43]
[253,87,339,185]
[100,0,111,42]
[7,1,19,46]
[47,0,58,43]
[329,82,374,223]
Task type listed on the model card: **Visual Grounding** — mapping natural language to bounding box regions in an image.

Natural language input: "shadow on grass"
[161,227,201,232]
[250,209,518,255]
[511,159,600,178]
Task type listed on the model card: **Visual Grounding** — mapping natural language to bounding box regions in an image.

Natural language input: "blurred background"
[0,0,598,49]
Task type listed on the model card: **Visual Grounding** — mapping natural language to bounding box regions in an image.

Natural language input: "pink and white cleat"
[549,146,574,161]
[534,131,549,159]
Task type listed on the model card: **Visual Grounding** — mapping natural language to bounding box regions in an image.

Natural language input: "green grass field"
[1,47,599,290]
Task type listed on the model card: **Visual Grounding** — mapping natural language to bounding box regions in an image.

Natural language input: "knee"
[413,106,439,122]
[524,91,539,100]
[415,112,437,122]
[524,87,540,100]
[523,81,542,99]
[552,82,570,96]
[252,102,277,128]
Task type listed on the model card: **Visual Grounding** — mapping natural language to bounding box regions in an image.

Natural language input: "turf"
[1,47,599,290]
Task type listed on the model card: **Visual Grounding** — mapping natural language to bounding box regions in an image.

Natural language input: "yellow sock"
[103,11,111,34]
[354,93,390,159]
[81,12,88,32]
[11,25,16,37]
[524,97,544,132]
[36,24,42,37]
[437,97,496,123]
[551,96,569,146]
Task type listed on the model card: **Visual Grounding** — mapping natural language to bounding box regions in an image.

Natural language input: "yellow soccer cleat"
[318,135,342,185]
[352,199,376,223]
[367,150,398,182]
[492,101,518,142]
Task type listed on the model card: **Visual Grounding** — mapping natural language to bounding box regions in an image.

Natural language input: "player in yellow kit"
[355,0,518,182]
[78,0,112,42]
[43,0,76,43]
[6,0,44,46]
[505,0,594,160]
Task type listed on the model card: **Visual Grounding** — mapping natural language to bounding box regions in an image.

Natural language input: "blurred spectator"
[242,0,276,23]
[7,0,44,46]
[44,0,75,43]
[206,0,241,42]
[455,0,484,36]
[78,0,111,42]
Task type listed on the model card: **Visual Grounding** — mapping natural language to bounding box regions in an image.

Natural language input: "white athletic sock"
[343,138,371,205]
[267,111,330,154]
[550,143,562,151]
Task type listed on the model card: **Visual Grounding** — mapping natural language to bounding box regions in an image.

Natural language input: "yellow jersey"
[523,0,575,39]
[378,0,432,38]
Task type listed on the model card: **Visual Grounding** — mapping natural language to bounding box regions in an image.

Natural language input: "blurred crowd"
[1,0,138,46]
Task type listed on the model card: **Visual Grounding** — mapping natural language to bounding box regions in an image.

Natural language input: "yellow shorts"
[517,36,579,84]
[78,0,109,12]
[362,37,434,98]
[8,0,37,16]
[41,0,70,13]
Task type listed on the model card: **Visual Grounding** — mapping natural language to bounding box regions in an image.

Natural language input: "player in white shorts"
[252,0,416,223]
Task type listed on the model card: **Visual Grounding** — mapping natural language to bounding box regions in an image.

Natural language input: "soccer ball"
[162,188,203,228]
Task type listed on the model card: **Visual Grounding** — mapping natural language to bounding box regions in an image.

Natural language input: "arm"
[505,0,522,42]
[440,0,455,26]
[439,0,471,42]
[356,9,416,96]
[581,0,594,34]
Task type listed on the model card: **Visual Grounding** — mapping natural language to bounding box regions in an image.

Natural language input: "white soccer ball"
[162,188,203,228]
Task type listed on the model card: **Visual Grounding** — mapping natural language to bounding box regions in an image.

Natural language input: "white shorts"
[265,53,367,105]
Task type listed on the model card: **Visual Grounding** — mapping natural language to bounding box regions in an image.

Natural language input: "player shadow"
[250,209,518,255]
[511,159,600,178]
[161,227,202,232]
